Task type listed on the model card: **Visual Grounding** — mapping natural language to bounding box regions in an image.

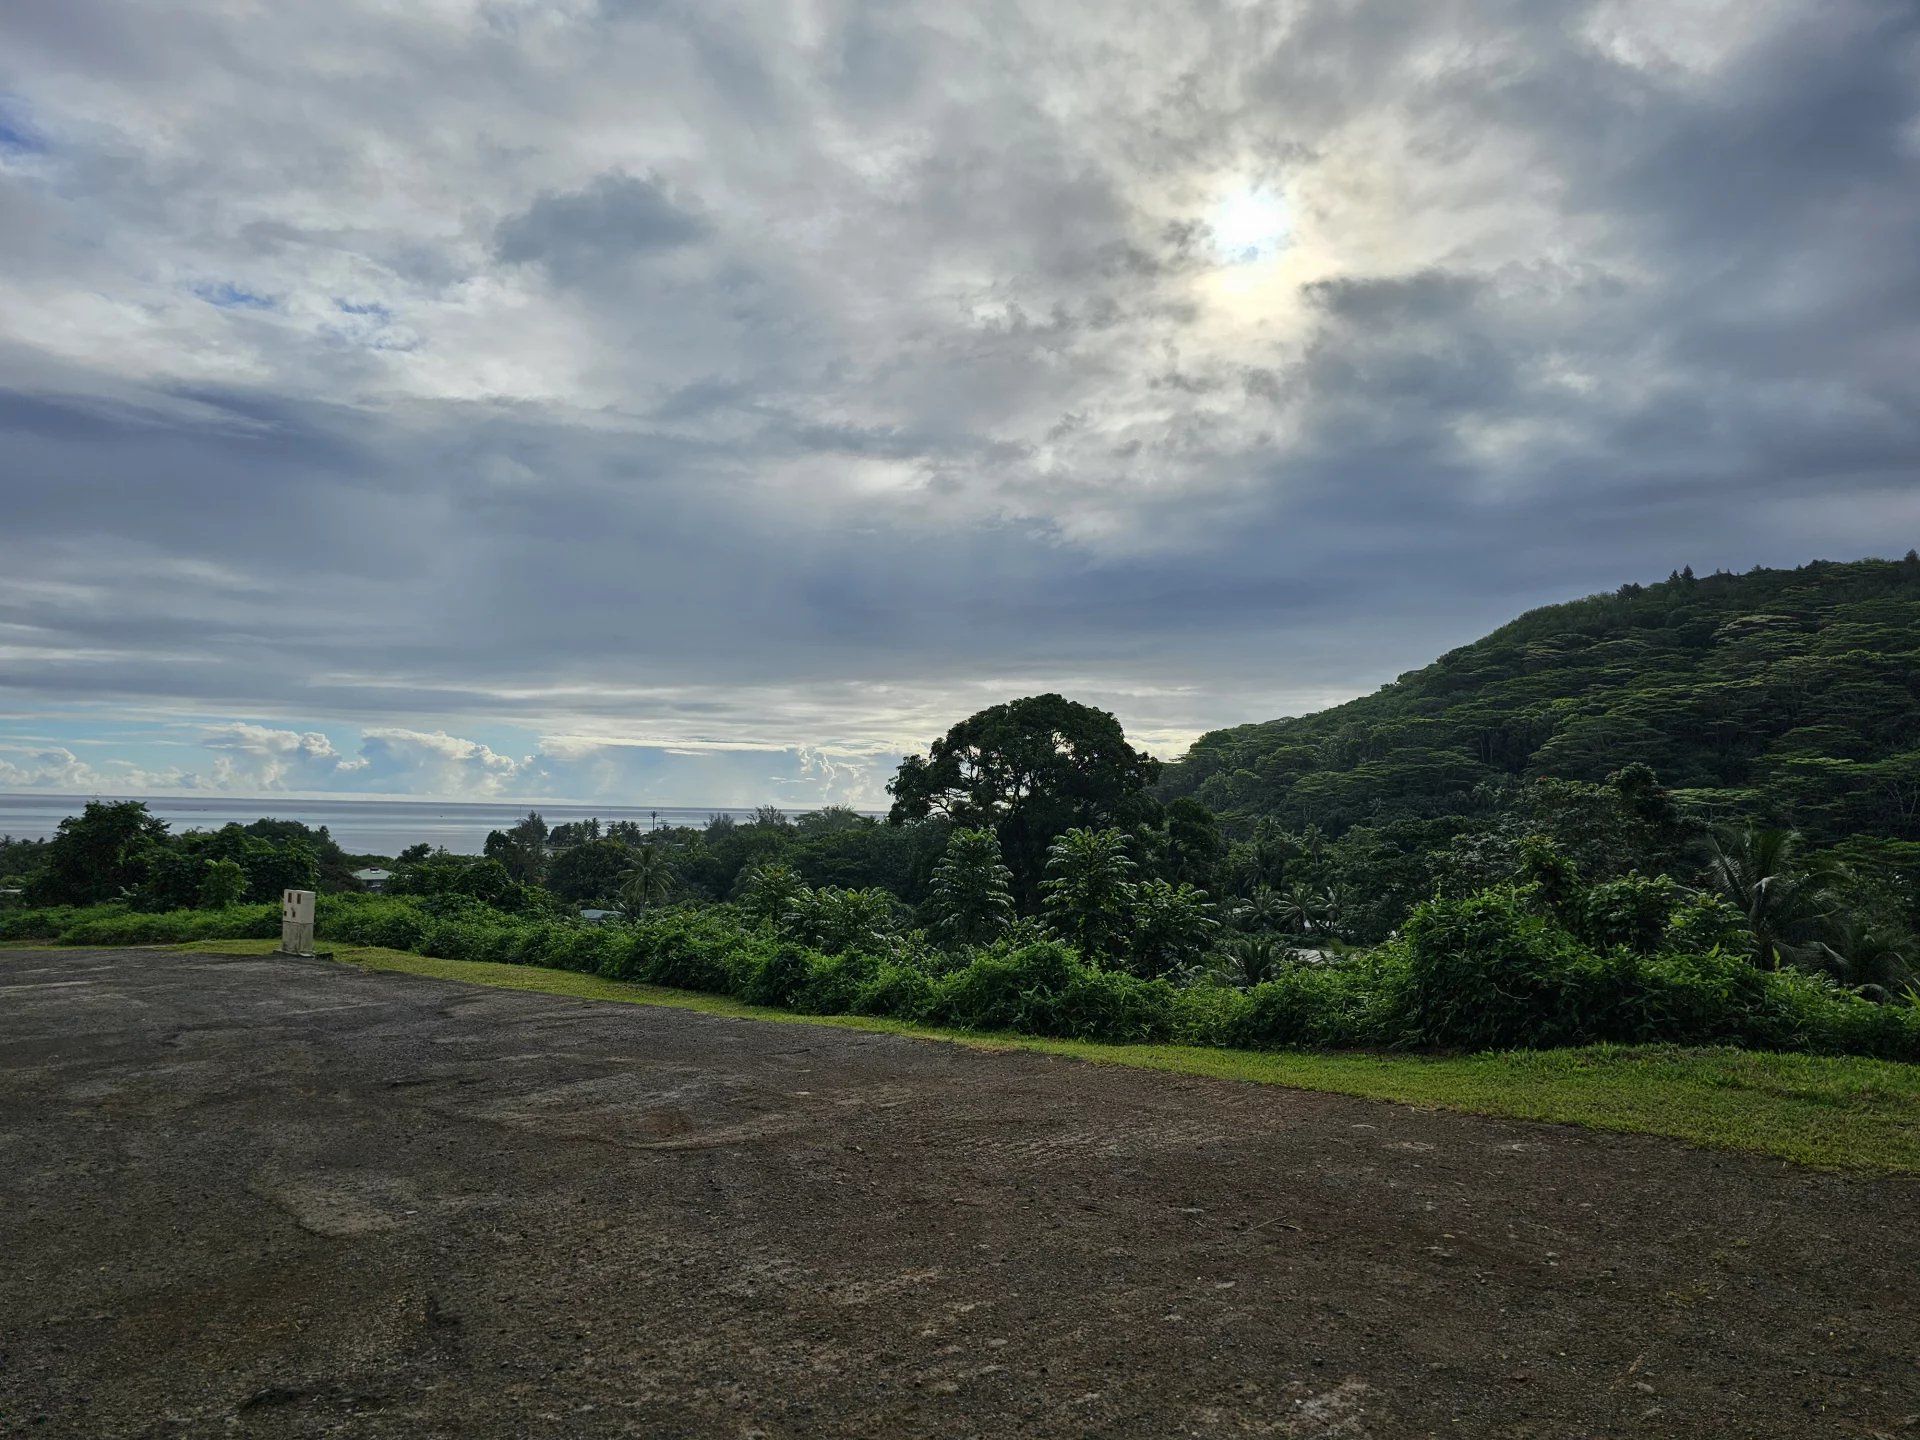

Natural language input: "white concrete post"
[279,888,316,957]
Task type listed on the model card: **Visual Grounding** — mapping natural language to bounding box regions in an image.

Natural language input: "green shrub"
[536,924,618,975]
[1053,966,1176,1042]
[852,961,938,1020]
[1809,986,1920,1059]
[0,901,278,946]
[613,907,767,995]
[738,941,823,1008]
[468,921,522,965]
[1226,958,1394,1049]
[1732,965,1920,1059]
[199,859,248,910]
[9,889,1914,1067]
[923,940,1181,1042]
[325,896,430,952]
[1396,891,1733,1051]
[799,951,881,1014]
[1387,888,1920,1060]
[1168,980,1255,1047]
[1612,947,1764,1045]
[0,904,80,940]
[1574,874,1684,953]
[933,940,1078,1033]
[781,886,900,955]
[1662,893,1751,954]
[1396,888,1608,1048]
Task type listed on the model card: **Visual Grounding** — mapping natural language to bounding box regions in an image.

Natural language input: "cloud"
[0,721,900,808]
[355,728,524,795]
[494,172,710,286]
[0,0,1916,801]
[200,722,363,789]
[0,744,184,793]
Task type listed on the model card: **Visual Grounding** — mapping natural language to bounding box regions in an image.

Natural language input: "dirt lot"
[2,947,1916,1438]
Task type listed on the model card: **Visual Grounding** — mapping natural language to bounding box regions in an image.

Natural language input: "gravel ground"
[3,945,1917,1438]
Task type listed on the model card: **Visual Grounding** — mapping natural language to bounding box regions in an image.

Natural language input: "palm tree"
[1232,884,1285,934]
[1701,826,1834,970]
[619,844,675,913]
[1817,914,1915,994]
[1278,882,1341,939]
[1214,932,1287,988]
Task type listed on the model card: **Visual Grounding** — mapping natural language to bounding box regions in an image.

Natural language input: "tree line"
[10,685,1911,1001]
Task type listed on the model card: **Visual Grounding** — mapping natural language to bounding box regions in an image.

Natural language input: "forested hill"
[1163,555,1920,846]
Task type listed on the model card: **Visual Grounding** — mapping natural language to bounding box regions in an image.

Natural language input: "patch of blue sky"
[325,299,419,351]
[193,281,275,309]
[0,712,158,746]
[0,96,46,153]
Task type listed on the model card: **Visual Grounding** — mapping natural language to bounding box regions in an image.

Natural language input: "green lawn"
[157,938,1920,1176]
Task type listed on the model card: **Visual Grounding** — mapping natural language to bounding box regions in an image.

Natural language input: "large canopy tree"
[545,837,635,905]
[26,800,171,906]
[483,811,550,885]
[887,694,1160,905]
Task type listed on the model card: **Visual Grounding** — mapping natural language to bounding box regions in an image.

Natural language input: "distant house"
[351,867,394,893]
[579,908,626,925]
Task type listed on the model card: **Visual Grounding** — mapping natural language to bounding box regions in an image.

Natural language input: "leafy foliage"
[1166,559,1920,849]
[27,801,172,906]
[0,833,49,887]
[390,853,527,909]
[923,827,1016,947]
[1701,825,1838,971]
[1126,878,1218,979]
[6,886,1916,1062]
[736,861,807,922]
[780,885,900,955]
[619,845,676,912]
[483,811,550,884]
[1040,827,1136,963]
[545,838,635,903]
[1210,933,1290,988]
[889,694,1160,904]
[198,859,248,910]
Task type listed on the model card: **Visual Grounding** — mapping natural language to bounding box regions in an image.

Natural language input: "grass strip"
[158,938,1920,1175]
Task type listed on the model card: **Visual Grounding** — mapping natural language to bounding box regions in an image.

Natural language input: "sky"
[1,0,1917,809]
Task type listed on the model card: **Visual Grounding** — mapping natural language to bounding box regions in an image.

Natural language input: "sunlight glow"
[1208,187,1290,264]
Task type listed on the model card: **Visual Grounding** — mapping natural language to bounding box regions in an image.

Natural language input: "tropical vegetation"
[3,557,1916,1067]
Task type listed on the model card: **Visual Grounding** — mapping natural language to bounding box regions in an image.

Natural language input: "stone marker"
[279,888,316,958]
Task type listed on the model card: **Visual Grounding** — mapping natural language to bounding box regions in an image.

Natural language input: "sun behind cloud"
[1208,186,1291,265]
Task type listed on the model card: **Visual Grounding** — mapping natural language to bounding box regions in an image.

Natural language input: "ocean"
[0,793,851,856]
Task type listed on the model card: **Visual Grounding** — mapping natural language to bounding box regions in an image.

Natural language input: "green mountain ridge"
[1163,555,1920,849]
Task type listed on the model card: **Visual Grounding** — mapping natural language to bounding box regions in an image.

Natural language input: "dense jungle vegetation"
[1165,557,1920,853]
[4,558,1916,1061]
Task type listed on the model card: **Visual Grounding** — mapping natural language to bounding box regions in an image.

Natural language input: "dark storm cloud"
[0,0,1916,799]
